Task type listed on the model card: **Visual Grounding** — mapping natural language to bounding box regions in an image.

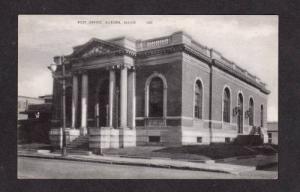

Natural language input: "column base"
[89,127,116,152]
[119,128,136,148]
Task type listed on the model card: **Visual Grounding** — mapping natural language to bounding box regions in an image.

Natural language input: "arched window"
[238,93,244,134]
[261,105,264,127]
[223,88,231,123]
[194,80,203,119]
[249,98,254,126]
[149,77,164,117]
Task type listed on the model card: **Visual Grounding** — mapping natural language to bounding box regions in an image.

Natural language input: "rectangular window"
[149,136,160,142]
[197,137,202,143]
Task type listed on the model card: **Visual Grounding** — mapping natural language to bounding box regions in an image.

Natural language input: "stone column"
[120,65,128,128]
[71,74,78,128]
[109,68,116,127]
[128,68,136,128]
[81,72,88,135]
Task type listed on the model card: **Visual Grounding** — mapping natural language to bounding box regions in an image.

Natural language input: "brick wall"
[211,66,268,130]
[135,54,182,118]
[181,53,210,124]
[180,53,268,144]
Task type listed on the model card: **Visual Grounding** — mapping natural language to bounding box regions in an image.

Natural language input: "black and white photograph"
[17,15,278,179]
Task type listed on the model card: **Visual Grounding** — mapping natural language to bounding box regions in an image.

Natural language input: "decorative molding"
[82,45,112,58]
[106,63,134,71]
[70,49,136,64]
[213,59,270,94]
[137,44,184,58]
[139,45,269,94]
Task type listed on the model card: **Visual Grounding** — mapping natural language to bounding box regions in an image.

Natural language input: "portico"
[66,63,137,151]
[70,64,136,133]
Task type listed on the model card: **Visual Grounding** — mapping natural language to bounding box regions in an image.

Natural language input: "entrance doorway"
[97,79,109,127]
[237,93,243,134]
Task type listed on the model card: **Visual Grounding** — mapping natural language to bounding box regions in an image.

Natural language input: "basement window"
[149,136,160,143]
[225,137,231,143]
[197,137,202,143]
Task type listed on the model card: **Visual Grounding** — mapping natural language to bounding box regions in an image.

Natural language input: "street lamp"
[48,56,67,156]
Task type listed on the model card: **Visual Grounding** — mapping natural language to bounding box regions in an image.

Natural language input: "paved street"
[18,157,277,179]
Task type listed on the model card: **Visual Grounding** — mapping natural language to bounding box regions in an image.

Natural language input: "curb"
[109,155,215,163]
[18,152,248,174]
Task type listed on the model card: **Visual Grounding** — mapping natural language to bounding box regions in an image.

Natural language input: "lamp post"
[48,56,67,156]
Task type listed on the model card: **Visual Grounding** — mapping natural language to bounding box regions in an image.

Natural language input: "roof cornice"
[137,44,270,94]
[64,32,270,94]
[212,59,270,94]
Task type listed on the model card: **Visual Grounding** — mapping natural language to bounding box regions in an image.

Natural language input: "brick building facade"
[49,31,270,151]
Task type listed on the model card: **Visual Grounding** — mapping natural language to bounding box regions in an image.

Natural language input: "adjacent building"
[18,96,45,120]
[18,95,53,143]
[267,121,278,145]
[49,31,270,152]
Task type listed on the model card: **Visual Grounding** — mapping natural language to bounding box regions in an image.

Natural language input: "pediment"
[72,38,123,58]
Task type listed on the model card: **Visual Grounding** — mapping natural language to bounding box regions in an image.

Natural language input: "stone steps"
[66,144,89,149]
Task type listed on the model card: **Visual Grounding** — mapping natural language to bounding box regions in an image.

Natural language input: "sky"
[18,15,278,121]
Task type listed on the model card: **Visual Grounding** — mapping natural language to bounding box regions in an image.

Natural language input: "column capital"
[120,63,131,70]
[128,66,136,72]
[109,63,133,71]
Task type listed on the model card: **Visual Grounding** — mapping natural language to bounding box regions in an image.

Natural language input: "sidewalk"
[17,149,276,175]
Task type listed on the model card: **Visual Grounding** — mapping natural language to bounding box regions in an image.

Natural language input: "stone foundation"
[49,128,80,149]
[181,124,269,145]
[181,127,239,145]
[89,127,116,151]
[89,127,136,154]
[136,126,182,146]
[119,128,136,147]
[49,124,268,152]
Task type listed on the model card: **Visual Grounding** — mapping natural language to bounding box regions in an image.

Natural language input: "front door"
[98,95,108,127]
[97,79,109,127]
